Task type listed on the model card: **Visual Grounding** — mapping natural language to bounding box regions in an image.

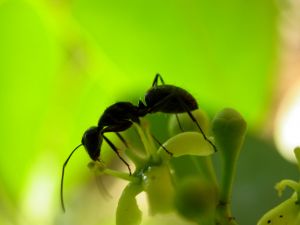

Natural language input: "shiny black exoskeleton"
[61,74,216,212]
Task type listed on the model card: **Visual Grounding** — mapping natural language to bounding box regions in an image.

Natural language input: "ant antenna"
[61,143,83,212]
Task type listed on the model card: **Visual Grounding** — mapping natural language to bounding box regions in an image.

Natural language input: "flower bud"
[212,108,247,162]
[212,108,247,208]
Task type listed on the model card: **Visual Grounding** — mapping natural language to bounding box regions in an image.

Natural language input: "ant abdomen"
[145,85,198,114]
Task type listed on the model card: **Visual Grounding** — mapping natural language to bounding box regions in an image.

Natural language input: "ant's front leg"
[175,114,184,132]
[102,134,132,175]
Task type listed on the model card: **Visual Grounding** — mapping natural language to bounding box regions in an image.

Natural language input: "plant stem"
[134,123,160,162]
[103,169,140,183]
[215,159,239,225]
[191,156,218,188]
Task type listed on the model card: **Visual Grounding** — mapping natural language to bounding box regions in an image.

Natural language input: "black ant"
[60,74,216,212]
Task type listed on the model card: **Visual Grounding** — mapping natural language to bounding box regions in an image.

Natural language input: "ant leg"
[151,134,173,156]
[116,132,129,148]
[152,73,165,87]
[101,122,132,148]
[177,100,217,152]
[175,114,184,132]
[187,110,217,152]
[102,134,132,175]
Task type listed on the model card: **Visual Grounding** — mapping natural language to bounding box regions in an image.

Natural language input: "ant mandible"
[60,74,216,212]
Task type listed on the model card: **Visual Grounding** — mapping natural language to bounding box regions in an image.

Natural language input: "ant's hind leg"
[152,73,165,87]
[177,100,217,152]
[175,114,184,132]
[102,134,132,175]
[151,134,173,156]
[186,110,217,152]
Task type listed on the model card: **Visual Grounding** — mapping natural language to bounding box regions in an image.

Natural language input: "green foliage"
[0,0,280,224]
[72,0,278,124]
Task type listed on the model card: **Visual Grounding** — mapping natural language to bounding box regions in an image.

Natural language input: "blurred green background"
[1,0,298,225]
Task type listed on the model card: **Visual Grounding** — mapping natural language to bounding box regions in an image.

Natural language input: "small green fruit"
[174,177,218,222]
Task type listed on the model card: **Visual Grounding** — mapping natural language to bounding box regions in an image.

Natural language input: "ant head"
[81,126,103,161]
